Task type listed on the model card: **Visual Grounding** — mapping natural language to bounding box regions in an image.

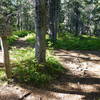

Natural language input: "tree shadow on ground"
[50,49,100,100]
[11,48,100,100]
[0,93,19,100]
[54,49,100,58]
[17,66,100,100]
[74,50,100,58]
[46,74,100,100]
[4,37,100,100]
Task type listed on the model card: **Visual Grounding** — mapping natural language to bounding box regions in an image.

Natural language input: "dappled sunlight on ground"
[54,49,100,77]
[44,49,100,100]
[12,37,34,48]
[0,84,85,100]
[0,45,100,99]
[53,82,100,93]
[0,49,100,100]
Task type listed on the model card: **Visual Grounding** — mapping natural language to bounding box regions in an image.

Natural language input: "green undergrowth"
[8,30,33,45]
[13,30,32,37]
[19,33,100,51]
[53,34,100,50]
[8,35,19,45]
[0,68,5,79]
[24,33,36,45]
[10,47,65,87]
[8,31,100,51]
[0,68,7,85]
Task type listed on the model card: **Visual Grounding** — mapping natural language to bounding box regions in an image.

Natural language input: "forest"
[0,0,100,100]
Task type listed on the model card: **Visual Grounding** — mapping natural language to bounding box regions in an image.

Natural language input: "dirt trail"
[0,37,33,66]
[12,37,34,48]
[54,49,100,78]
[0,49,100,100]
[0,84,84,100]
[0,37,100,100]
[49,49,100,100]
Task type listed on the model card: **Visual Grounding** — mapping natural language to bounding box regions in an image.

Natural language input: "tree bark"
[1,37,11,79]
[35,0,47,64]
[48,0,60,42]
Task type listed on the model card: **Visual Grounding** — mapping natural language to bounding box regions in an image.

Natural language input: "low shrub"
[10,48,65,87]
[13,30,32,37]
[8,35,18,45]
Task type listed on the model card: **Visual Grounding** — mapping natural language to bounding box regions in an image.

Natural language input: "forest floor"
[0,37,100,100]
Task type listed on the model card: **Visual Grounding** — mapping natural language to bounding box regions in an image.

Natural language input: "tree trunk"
[48,0,60,42]
[1,37,11,79]
[35,0,47,64]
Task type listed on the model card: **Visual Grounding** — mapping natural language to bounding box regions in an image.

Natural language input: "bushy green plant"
[13,30,32,37]
[25,34,36,45]
[10,48,65,87]
[8,35,18,45]
[12,57,65,87]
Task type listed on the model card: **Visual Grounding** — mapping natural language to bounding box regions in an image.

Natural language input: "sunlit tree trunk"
[35,0,47,63]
